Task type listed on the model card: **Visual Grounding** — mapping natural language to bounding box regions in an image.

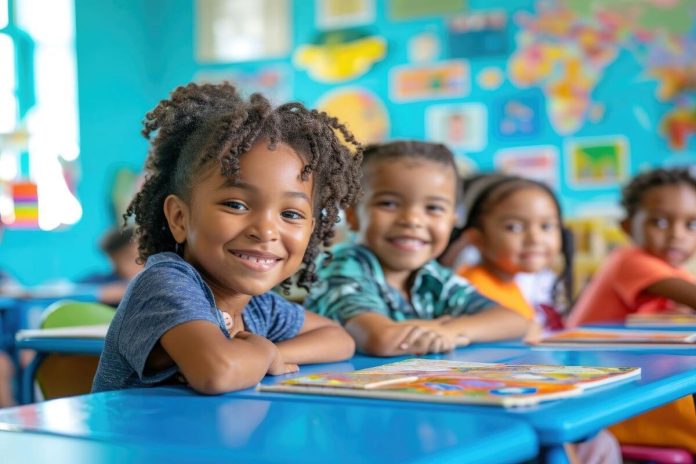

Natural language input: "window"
[0,0,81,230]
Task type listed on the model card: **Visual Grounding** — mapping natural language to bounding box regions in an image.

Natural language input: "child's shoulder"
[122,252,209,302]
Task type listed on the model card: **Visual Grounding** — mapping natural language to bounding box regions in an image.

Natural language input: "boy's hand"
[267,346,300,376]
[397,326,456,354]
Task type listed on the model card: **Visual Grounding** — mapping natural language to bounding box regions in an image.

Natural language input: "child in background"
[568,167,696,454]
[568,167,696,325]
[80,226,143,305]
[93,82,361,394]
[453,174,619,463]
[305,141,529,356]
[455,174,573,330]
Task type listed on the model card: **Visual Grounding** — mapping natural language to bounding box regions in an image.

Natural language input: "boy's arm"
[344,312,454,356]
[160,320,276,395]
[438,305,530,343]
[644,278,696,310]
[275,311,355,364]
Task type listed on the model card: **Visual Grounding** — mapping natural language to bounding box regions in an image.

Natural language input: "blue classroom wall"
[1,0,694,285]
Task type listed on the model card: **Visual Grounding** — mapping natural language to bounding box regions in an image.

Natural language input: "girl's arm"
[644,278,696,309]
[275,311,355,364]
[160,320,276,395]
[439,305,530,342]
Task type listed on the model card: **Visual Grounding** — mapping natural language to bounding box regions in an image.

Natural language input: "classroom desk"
[0,388,539,464]
[246,346,696,464]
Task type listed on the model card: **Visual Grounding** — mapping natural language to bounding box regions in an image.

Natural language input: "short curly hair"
[361,140,461,202]
[126,82,363,291]
[621,167,696,218]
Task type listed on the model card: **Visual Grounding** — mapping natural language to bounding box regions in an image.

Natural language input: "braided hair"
[621,167,696,218]
[126,82,363,291]
[460,174,574,312]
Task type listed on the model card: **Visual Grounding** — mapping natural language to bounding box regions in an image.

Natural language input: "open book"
[258,358,640,407]
[626,313,696,328]
[534,328,696,348]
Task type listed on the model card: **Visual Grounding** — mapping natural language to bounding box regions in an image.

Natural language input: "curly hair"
[621,167,696,218]
[362,140,461,202]
[125,82,363,291]
[460,174,574,312]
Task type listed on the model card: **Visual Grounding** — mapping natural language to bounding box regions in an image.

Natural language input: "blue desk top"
[0,388,538,464]
[15,336,104,354]
[244,345,696,445]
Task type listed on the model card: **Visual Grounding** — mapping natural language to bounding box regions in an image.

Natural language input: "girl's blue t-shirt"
[92,252,304,392]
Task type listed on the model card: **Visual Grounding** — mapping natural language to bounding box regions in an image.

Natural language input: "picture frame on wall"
[315,0,376,29]
[196,0,291,63]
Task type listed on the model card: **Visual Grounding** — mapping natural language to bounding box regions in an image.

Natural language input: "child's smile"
[350,158,457,291]
[167,140,315,309]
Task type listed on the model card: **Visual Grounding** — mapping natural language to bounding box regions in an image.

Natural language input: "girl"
[455,174,573,329]
[452,174,620,463]
[93,83,361,394]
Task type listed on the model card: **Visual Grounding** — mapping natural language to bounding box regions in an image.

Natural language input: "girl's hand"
[267,347,299,376]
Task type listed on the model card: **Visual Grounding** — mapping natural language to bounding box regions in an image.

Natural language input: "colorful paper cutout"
[195,66,292,105]
[388,0,467,21]
[494,146,558,188]
[565,136,629,187]
[447,10,508,58]
[477,67,504,90]
[9,181,39,229]
[315,0,376,29]
[317,87,390,145]
[425,103,486,152]
[294,29,386,83]
[495,94,542,139]
[390,60,469,102]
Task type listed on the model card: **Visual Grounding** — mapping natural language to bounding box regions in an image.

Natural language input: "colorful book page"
[359,359,640,390]
[259,358,641,407]
[626,313,696,328]
[536,328,696,346]
[282,373,419,389]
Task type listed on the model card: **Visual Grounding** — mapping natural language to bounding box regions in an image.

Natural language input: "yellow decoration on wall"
[317,88,389,145]
[294,30,386,83]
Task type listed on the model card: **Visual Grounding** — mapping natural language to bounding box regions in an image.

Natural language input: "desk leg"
[542,445,570,464]
[20,354,44,405]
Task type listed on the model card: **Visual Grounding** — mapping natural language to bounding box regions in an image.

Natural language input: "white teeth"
[234,252,275,264]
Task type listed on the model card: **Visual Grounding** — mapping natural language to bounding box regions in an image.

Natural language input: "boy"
[305,141,529,356]
[568,167,696,454]
[568,167,696,325]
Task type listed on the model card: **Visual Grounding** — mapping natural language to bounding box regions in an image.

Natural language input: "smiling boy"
[305,141,528,356]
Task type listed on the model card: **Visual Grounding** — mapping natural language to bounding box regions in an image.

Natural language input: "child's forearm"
[276,326,355,364]
[441,306,530,342]
[186,335,275,394]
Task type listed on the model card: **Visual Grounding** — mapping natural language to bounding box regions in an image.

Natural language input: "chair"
[34,300,115,400]
[621,445,694,464]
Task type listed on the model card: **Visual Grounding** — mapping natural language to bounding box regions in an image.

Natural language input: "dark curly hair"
[125,82,363,291]
[460,174,574,313]
[621,167,696,218]
[362,140,461,202]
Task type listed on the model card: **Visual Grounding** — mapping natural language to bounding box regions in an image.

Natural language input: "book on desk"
[258,358,640,407]
[625,313,696,328]
[533,327,696,348]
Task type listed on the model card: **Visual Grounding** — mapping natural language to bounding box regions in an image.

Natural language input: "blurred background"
[0,0,695,287]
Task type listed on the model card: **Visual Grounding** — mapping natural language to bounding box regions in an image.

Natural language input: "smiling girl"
[92,83,361,394]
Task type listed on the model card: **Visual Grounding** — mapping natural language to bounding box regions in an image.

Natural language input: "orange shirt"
[569,246,696,452]
[458,265,535,320]
[567,246,694,327]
